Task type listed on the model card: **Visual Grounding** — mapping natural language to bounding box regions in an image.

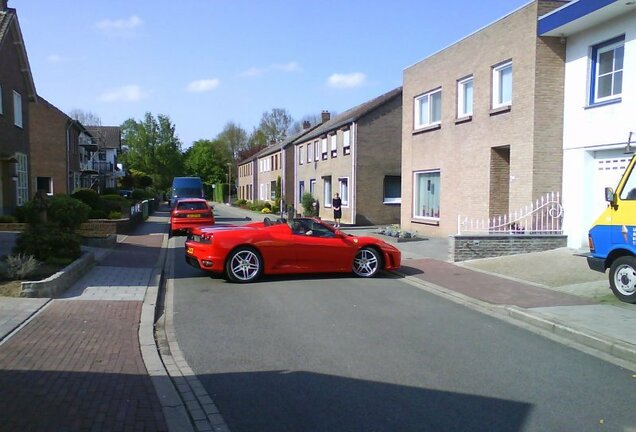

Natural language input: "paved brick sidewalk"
[0,300,168,431]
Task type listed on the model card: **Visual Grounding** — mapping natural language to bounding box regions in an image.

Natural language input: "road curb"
[140,233,195,432]
[397,271,636,368]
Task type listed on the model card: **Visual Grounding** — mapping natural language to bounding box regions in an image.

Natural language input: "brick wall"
[450,234,567,261]
[29,100,68,195]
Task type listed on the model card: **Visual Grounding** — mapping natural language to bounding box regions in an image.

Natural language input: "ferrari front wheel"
[353,247,382,278]
[226,247,263,283]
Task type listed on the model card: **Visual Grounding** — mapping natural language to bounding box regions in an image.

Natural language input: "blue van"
[170,177,205,208]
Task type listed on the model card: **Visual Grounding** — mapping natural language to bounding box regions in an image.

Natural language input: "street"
[167,205,636,432]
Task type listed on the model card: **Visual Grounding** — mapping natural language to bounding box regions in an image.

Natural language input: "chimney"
[302,120,311,130]
[321,110,330,123]
[1,0,8,11]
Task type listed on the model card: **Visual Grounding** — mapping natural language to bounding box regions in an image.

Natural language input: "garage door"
[595,154,630,212]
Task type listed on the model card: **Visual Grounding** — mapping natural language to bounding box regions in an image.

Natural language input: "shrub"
[103,188,117,195]
[3,254,40,280]
[47,195,90,230]
[108,211,122,219]
[261,208,271,214]
[301,193,317,216]
[14,225,81,261]
[236,199,247,206]
[71,188,100,209]
[89,209,109,219]
[0,215,17,223]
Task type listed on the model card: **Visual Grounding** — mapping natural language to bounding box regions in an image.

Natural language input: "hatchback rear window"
[177,202,208,210]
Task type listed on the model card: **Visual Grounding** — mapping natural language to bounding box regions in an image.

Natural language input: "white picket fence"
[457,192,563,235]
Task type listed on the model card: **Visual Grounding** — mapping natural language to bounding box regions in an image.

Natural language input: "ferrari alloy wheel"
[353,247,382,278]
[226,247,263,283]
[609,256,636,304]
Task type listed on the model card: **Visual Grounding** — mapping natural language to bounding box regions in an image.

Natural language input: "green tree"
[183,139,232,185]
[258,108,293,144]
[120,112,184,191]
[217,122,248,160]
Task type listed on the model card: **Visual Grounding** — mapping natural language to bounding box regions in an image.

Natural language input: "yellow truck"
[587,152,636,303]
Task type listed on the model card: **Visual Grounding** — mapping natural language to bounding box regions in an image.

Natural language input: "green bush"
[132,188,154,200]
[236,199,247,206]
[0,215,17,223]
[71,188,100,209]
[108,211,122,219]
[14,225,81,261]
[47,195,90,230]
[301,193,317,216]
[103,188,117,195]
[89,209,109,219]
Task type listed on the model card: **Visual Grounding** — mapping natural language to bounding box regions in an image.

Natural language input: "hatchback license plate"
[187,214,201,218]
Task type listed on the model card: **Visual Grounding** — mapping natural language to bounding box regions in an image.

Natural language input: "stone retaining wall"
[21,251,95,298]
[450,235,567,262]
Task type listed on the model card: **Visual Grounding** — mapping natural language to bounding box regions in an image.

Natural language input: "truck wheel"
[609,256,636,304]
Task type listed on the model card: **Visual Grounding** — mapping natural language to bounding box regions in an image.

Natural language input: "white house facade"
[539,0,636,248]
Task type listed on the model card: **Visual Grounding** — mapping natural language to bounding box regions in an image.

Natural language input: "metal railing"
[457,192,563,235]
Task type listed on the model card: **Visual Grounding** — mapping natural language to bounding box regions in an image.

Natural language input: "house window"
[310,179,316,195]
[414,88,442,129]
[36,177,53,195]
[16,152,28,206]
[270,180,276,200]
[321,138,328,160]
[323,177,332,207]
[338,177,349,205]
[457,76,473,118]
[384,176,401,204]
[314,140,320,160]
[299,180,305,203]
[343,129,351,155]
[492,61,512,108]
[414,170,440,220]
[13,91,22,128]
[591,36,624,105]
[307,142,313,162]
[330,134,337,158]
[260,183,266,200]
[298,146,304,165]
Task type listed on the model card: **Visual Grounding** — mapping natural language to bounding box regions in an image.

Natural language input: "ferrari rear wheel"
[353,247,382,278]
[226,247,263,283]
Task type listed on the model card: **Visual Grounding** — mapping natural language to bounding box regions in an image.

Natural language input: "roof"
[0,8,36,101]
[85,126,122,149]
[538,0,634,36]
[294,87,402,143]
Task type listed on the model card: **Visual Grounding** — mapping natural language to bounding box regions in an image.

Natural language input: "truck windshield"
[619,164,636,200]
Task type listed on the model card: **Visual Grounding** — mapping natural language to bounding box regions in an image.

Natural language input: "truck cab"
[587,153,636,303]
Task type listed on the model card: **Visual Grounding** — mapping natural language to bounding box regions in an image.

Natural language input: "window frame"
[492,61,512,109]
[307,142,313,163]
[383,175,401,204]
[309,178,316,195]
[298,180,305,203]
[323,177,332,207]
[13,90,23,128]
[314,140,320,161]
[590,35,624,105]
[413,169,441,222]
[298,145,304,165]
[457,75,474,118]
[414,88,442,130]
[321,137,328,160]
[36,176,53,196]
[338,177,349,206]
[16,152,28,206]
[330,134,337,158]
[342,129,351,155]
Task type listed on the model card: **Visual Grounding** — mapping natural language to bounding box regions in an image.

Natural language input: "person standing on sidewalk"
[333,193,342,228]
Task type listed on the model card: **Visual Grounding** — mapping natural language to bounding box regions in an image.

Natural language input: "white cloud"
[327,72,367,89]
[47,54,65,63]
[273,61,302,73]
[186,79,220,93]
[96,15,143,31]
[239,67,267,78]
[97,85,147,102]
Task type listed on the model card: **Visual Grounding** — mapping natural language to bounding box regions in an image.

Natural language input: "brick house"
[85,126,123,192]
[294,87,403,225]
[401,0,566,237]
[29,96,98,195]
[539,0,636,248]
[0,0,36,215]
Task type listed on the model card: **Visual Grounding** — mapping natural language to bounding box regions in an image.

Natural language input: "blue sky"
[16,0,529,147]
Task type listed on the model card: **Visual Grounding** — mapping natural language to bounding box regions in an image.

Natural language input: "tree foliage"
[217,122,249,160]
[258,108,293,145]
[120,112,184,191]
[68,109,102,126]
[183,139,232,185]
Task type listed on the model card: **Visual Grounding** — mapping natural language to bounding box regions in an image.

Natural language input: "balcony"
[80,160,114,174]
[79,134,98,151]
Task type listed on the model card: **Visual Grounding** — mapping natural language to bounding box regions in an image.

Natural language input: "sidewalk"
[0,211,187,432]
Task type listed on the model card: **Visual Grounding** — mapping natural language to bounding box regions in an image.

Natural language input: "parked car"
[170,176,205,208]
[184,217,401,283]
[169,198,215,236]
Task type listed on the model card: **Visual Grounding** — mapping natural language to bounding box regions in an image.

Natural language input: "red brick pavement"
[0,300,168,432]
[400,259,596,308]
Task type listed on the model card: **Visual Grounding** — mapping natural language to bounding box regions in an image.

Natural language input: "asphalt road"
[170,207,636,432]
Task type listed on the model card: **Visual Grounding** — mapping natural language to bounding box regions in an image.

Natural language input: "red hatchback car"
[169,198,215,236]
[184,217,401,283]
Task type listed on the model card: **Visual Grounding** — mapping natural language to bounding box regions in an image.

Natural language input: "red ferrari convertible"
[184,217,401,283]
